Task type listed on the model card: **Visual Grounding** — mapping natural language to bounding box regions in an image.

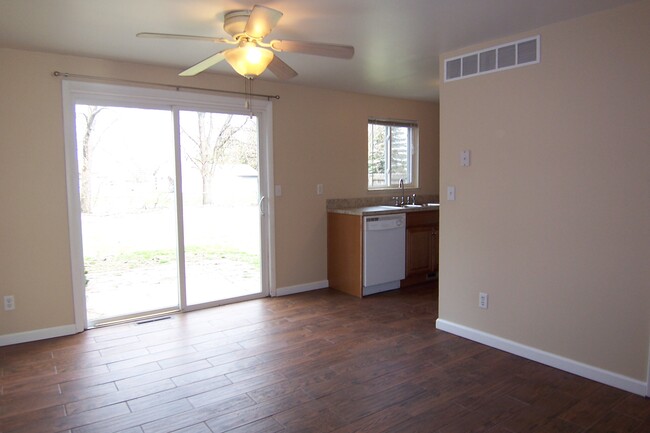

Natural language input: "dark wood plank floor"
[1,285,648,433]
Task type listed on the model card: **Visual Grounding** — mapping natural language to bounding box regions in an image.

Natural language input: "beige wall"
[273,86,439,287]
[0,48,439,336]
[439,0,650,382]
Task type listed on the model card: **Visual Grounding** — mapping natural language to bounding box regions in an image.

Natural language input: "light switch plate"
[4,295,15,311]
[275,185,282,196]
[316,184,323,195]
[447,186,456,201]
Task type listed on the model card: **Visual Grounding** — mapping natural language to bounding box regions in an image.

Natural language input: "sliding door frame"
[62,80,275,329]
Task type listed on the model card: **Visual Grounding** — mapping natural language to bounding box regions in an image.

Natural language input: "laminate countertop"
[328,204,440,216]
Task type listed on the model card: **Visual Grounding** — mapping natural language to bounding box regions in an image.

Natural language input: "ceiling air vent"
[445,35,539,82]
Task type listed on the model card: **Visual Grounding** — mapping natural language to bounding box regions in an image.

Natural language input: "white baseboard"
[0,324,79,347]
[436,319,647,397]
[274,280,329,297]
[647,341,650,397]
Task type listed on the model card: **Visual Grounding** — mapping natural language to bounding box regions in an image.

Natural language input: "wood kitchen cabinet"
[401,210,439,288]
[327,212,364,297]
[328,208,439,296]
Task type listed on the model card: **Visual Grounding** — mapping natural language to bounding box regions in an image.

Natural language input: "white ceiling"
[0,0,639,101]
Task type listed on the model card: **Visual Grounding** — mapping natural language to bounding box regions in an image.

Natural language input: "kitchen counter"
[328,203,440,216]
[327,199,440,297]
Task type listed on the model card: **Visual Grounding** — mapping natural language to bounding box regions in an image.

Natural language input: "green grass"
[85,244,259,272]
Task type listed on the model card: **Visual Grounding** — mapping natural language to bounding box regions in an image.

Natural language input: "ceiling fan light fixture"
[224,42,274,79]
[139,4,354,80]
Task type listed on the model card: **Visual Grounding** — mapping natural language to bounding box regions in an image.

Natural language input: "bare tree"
[181,113,253,205]
[78,105,107,213]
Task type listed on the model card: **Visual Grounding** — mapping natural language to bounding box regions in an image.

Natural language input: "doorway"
[63,82,274,328]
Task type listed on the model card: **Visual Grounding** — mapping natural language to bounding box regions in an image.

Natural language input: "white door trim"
[62,81,87,332]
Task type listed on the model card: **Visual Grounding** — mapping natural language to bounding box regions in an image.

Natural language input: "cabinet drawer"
[406,210,439,228]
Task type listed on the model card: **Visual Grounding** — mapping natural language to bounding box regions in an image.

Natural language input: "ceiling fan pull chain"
[244,77,254,118]
[244,77,250,111]
[249,78,254,118]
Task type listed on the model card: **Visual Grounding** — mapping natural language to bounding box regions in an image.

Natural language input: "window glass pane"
[75,105,178,322]
[390,126,409,185]
[368,124,387,188]
[179,111,261,306]
[368,120,417,189]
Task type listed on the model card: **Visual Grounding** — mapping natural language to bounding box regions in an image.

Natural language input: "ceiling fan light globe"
[224,45,274,78]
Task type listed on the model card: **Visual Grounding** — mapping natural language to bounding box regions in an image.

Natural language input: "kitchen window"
[368,119,418,189]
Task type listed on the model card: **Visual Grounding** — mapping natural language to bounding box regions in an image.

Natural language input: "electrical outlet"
[4,295,15,311]
[461,150,471,167]
[479,292,488,309]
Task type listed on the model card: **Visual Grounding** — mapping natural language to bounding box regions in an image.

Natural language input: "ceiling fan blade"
[267,55,298,80]
[270,40,354,59]
[245,5,283,39]
[137,32,231,44]
[179,51,226,76]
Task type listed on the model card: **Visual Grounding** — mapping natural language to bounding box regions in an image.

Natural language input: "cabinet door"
[406,226,435,276]
[431,223,439,273]
[327,213,363,297]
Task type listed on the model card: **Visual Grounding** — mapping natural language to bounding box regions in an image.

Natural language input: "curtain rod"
[52,71,280,100]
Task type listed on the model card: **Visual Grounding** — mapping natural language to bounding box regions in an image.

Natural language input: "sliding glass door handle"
[259,195,266,216]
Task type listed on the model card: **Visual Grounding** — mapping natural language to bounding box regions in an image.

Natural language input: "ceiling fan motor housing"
[223,10,251,38]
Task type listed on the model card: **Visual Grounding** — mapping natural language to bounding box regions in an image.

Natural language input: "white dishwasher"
[363,213,406,296]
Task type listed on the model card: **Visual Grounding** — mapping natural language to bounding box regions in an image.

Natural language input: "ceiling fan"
[137,4,355,80]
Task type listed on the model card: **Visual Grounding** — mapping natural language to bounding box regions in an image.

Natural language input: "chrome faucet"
[399,178,405,206]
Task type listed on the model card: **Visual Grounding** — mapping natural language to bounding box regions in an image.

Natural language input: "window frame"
[367,118,419,190]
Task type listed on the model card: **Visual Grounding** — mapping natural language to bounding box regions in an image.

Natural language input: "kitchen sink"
[381,203,439,209]
[379,205,408,210]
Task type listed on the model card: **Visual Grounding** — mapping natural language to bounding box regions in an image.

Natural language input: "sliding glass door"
[76,105,179,323]
[64,82,272,328]
[178,110,262,306]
